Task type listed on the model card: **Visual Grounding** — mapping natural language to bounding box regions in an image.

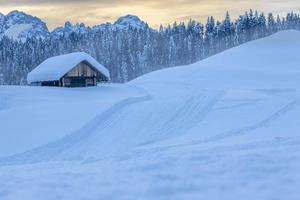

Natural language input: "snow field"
[0,31,300,199]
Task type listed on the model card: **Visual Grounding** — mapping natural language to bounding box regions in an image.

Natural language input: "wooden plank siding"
[61,61,106,87]
[65,61,99,77]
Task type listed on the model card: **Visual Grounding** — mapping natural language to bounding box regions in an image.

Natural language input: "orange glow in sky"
[1,0,300,30]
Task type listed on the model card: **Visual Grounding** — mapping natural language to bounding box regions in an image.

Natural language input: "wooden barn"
[27,52,110,87]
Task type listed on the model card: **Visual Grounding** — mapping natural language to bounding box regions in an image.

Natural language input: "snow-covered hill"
[0,31,300,199]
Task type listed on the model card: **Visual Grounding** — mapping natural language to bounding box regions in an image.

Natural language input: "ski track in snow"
[0,85,153,164]
[0,85,225,164]
[147,92,299,152]
[139,109,300,155]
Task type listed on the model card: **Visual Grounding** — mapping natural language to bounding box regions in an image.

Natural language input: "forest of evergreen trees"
[1,10,300,85]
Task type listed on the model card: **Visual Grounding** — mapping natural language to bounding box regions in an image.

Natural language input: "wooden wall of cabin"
[65,61,100,77]
[59,61,108,87]
[61,62,96,87]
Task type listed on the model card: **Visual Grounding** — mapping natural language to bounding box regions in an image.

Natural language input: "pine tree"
[268,13,276,34]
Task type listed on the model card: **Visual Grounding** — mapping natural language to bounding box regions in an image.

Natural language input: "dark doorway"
[70,78,86,87]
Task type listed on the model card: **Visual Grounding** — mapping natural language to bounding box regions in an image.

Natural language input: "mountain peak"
[6,10,35,22]
[51,21,88,37]
[114,14,148,29]
[64,21,73,27]
[117,14,141,21]
[7,10,26,15]
[64,21,86,29]
[0,11,151,40]
[1,10,49,41]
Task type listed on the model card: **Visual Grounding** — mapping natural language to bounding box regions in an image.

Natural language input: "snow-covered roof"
[27,52,110,83]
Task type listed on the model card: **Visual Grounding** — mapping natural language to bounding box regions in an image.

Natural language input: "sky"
[1,0,300,30]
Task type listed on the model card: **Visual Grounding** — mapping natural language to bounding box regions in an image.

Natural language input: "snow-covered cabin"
[27,52,110,87]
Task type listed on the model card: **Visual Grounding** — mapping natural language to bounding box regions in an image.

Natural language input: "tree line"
[0,10,300,85]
